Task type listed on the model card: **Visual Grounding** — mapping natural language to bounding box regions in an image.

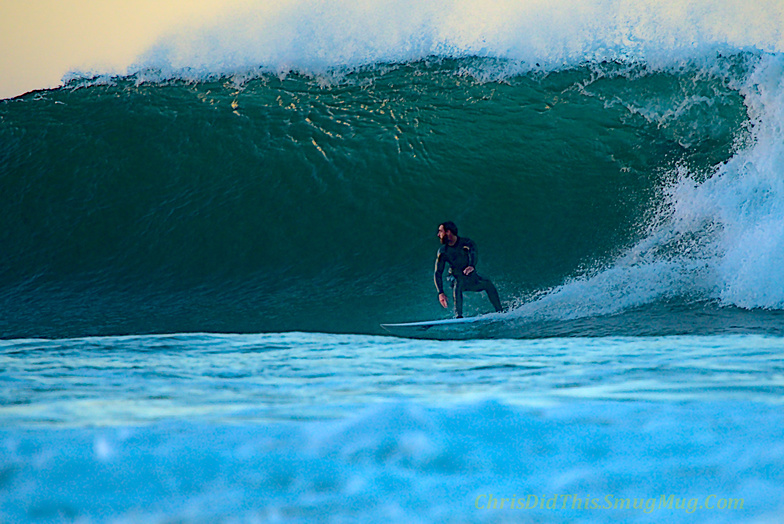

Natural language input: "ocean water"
[3,0,784,522]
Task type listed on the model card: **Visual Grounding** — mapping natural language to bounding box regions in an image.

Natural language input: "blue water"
[2,334,784,522]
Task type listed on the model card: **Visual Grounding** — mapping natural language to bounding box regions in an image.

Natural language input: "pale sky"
[0,0,250,99]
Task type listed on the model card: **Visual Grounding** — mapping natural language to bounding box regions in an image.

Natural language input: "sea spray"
[125,0,784,82]
[510,53,784,323]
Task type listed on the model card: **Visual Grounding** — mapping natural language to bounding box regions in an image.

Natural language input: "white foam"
[710,54,784,308]
[124,0,784,81]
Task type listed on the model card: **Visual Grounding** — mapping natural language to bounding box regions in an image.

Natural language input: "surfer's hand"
[438,293,448,308]
[463,266,475,275]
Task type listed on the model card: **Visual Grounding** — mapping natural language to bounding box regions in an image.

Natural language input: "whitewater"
[2,0,784,522]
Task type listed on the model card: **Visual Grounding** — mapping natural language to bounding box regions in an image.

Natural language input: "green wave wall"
[0,59,748,336]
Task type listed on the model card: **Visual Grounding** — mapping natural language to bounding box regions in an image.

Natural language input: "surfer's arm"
[463,239,477,275]
[434,249,447,295]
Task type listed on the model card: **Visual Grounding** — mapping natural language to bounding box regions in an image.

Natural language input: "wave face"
[3,1,784,337]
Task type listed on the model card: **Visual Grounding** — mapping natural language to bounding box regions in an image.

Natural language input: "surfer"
[435,221,503,318]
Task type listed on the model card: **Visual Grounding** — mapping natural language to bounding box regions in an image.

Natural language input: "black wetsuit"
[434,236,502,317]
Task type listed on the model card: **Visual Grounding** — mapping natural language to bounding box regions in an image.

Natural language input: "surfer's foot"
[456,314,463,319]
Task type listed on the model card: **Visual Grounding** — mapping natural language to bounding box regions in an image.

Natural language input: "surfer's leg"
[467,276,503,312]
[452,279,464,318]
[483,280,503,312]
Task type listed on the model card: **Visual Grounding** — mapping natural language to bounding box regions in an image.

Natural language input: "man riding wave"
[434,221,503,318]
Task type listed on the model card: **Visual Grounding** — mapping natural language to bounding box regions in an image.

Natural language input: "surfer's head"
[438,221,458,245]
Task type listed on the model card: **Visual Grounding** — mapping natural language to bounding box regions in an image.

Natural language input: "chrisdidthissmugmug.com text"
[475,494,744,514]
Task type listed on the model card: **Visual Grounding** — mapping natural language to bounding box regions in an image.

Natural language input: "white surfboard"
[380,314,501,338]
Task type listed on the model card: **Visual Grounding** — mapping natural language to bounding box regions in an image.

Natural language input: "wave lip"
[119,0,784,84]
